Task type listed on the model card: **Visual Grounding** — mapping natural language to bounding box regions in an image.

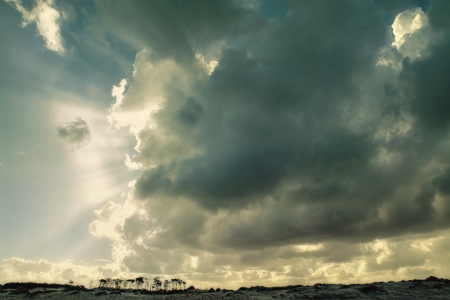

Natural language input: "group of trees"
[94,277,186,291]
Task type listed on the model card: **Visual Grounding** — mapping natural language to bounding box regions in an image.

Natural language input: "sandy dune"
[2,276,450,299]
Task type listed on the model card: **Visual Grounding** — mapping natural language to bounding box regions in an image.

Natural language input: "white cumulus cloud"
[5,0,65,54]
[391,7,431,59]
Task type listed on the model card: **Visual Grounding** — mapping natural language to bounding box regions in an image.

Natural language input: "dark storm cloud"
[376,0,429,22]
[56,117,91,149]
[428,0,450,30]
[178,97,205,126]
[402,40,450,133]
[110,0,450,256]
[94,0,263,63]
[135,165,172,198]
[432,169,450,195]
[398,0,450,136]
[134,0,389,209]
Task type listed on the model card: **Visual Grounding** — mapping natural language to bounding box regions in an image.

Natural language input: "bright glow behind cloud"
[108,50,186,137]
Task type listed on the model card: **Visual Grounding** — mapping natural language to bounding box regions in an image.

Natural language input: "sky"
[1,0,450,290]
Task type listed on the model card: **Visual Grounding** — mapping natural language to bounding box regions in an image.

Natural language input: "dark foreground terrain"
[1,276,450,299]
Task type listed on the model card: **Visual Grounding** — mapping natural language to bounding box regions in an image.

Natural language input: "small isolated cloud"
[5,0,65,54]
[57,117,91,150]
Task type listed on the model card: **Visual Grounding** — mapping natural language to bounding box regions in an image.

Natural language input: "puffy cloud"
[392,8,428,48]
[391,7,433,59]
[5,257,52,275]
[89,201,124,242]
[0,257,126,287]
[56,117,91,149]
[1,228,442,288]
[5,0,65,54]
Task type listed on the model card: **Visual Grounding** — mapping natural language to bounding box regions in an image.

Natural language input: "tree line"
[92,277,186,291]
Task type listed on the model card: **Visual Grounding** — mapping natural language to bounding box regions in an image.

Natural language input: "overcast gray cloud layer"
[119,0,448,244]
[3,0,450,289]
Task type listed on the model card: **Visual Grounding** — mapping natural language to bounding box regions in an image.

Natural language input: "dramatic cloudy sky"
[1,0,450,289]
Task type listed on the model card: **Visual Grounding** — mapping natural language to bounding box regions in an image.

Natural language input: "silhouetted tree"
[164,280,170,291]
[99,279,107,288]
[114,279,122,289]
[135,277,144,289]
[171,278,179,290]
[122,280,129,289]
[127,279,135,289]
[95,276,186,291]
[107,278,113,288]
[152,277,162,291]
[143,277,151,290]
